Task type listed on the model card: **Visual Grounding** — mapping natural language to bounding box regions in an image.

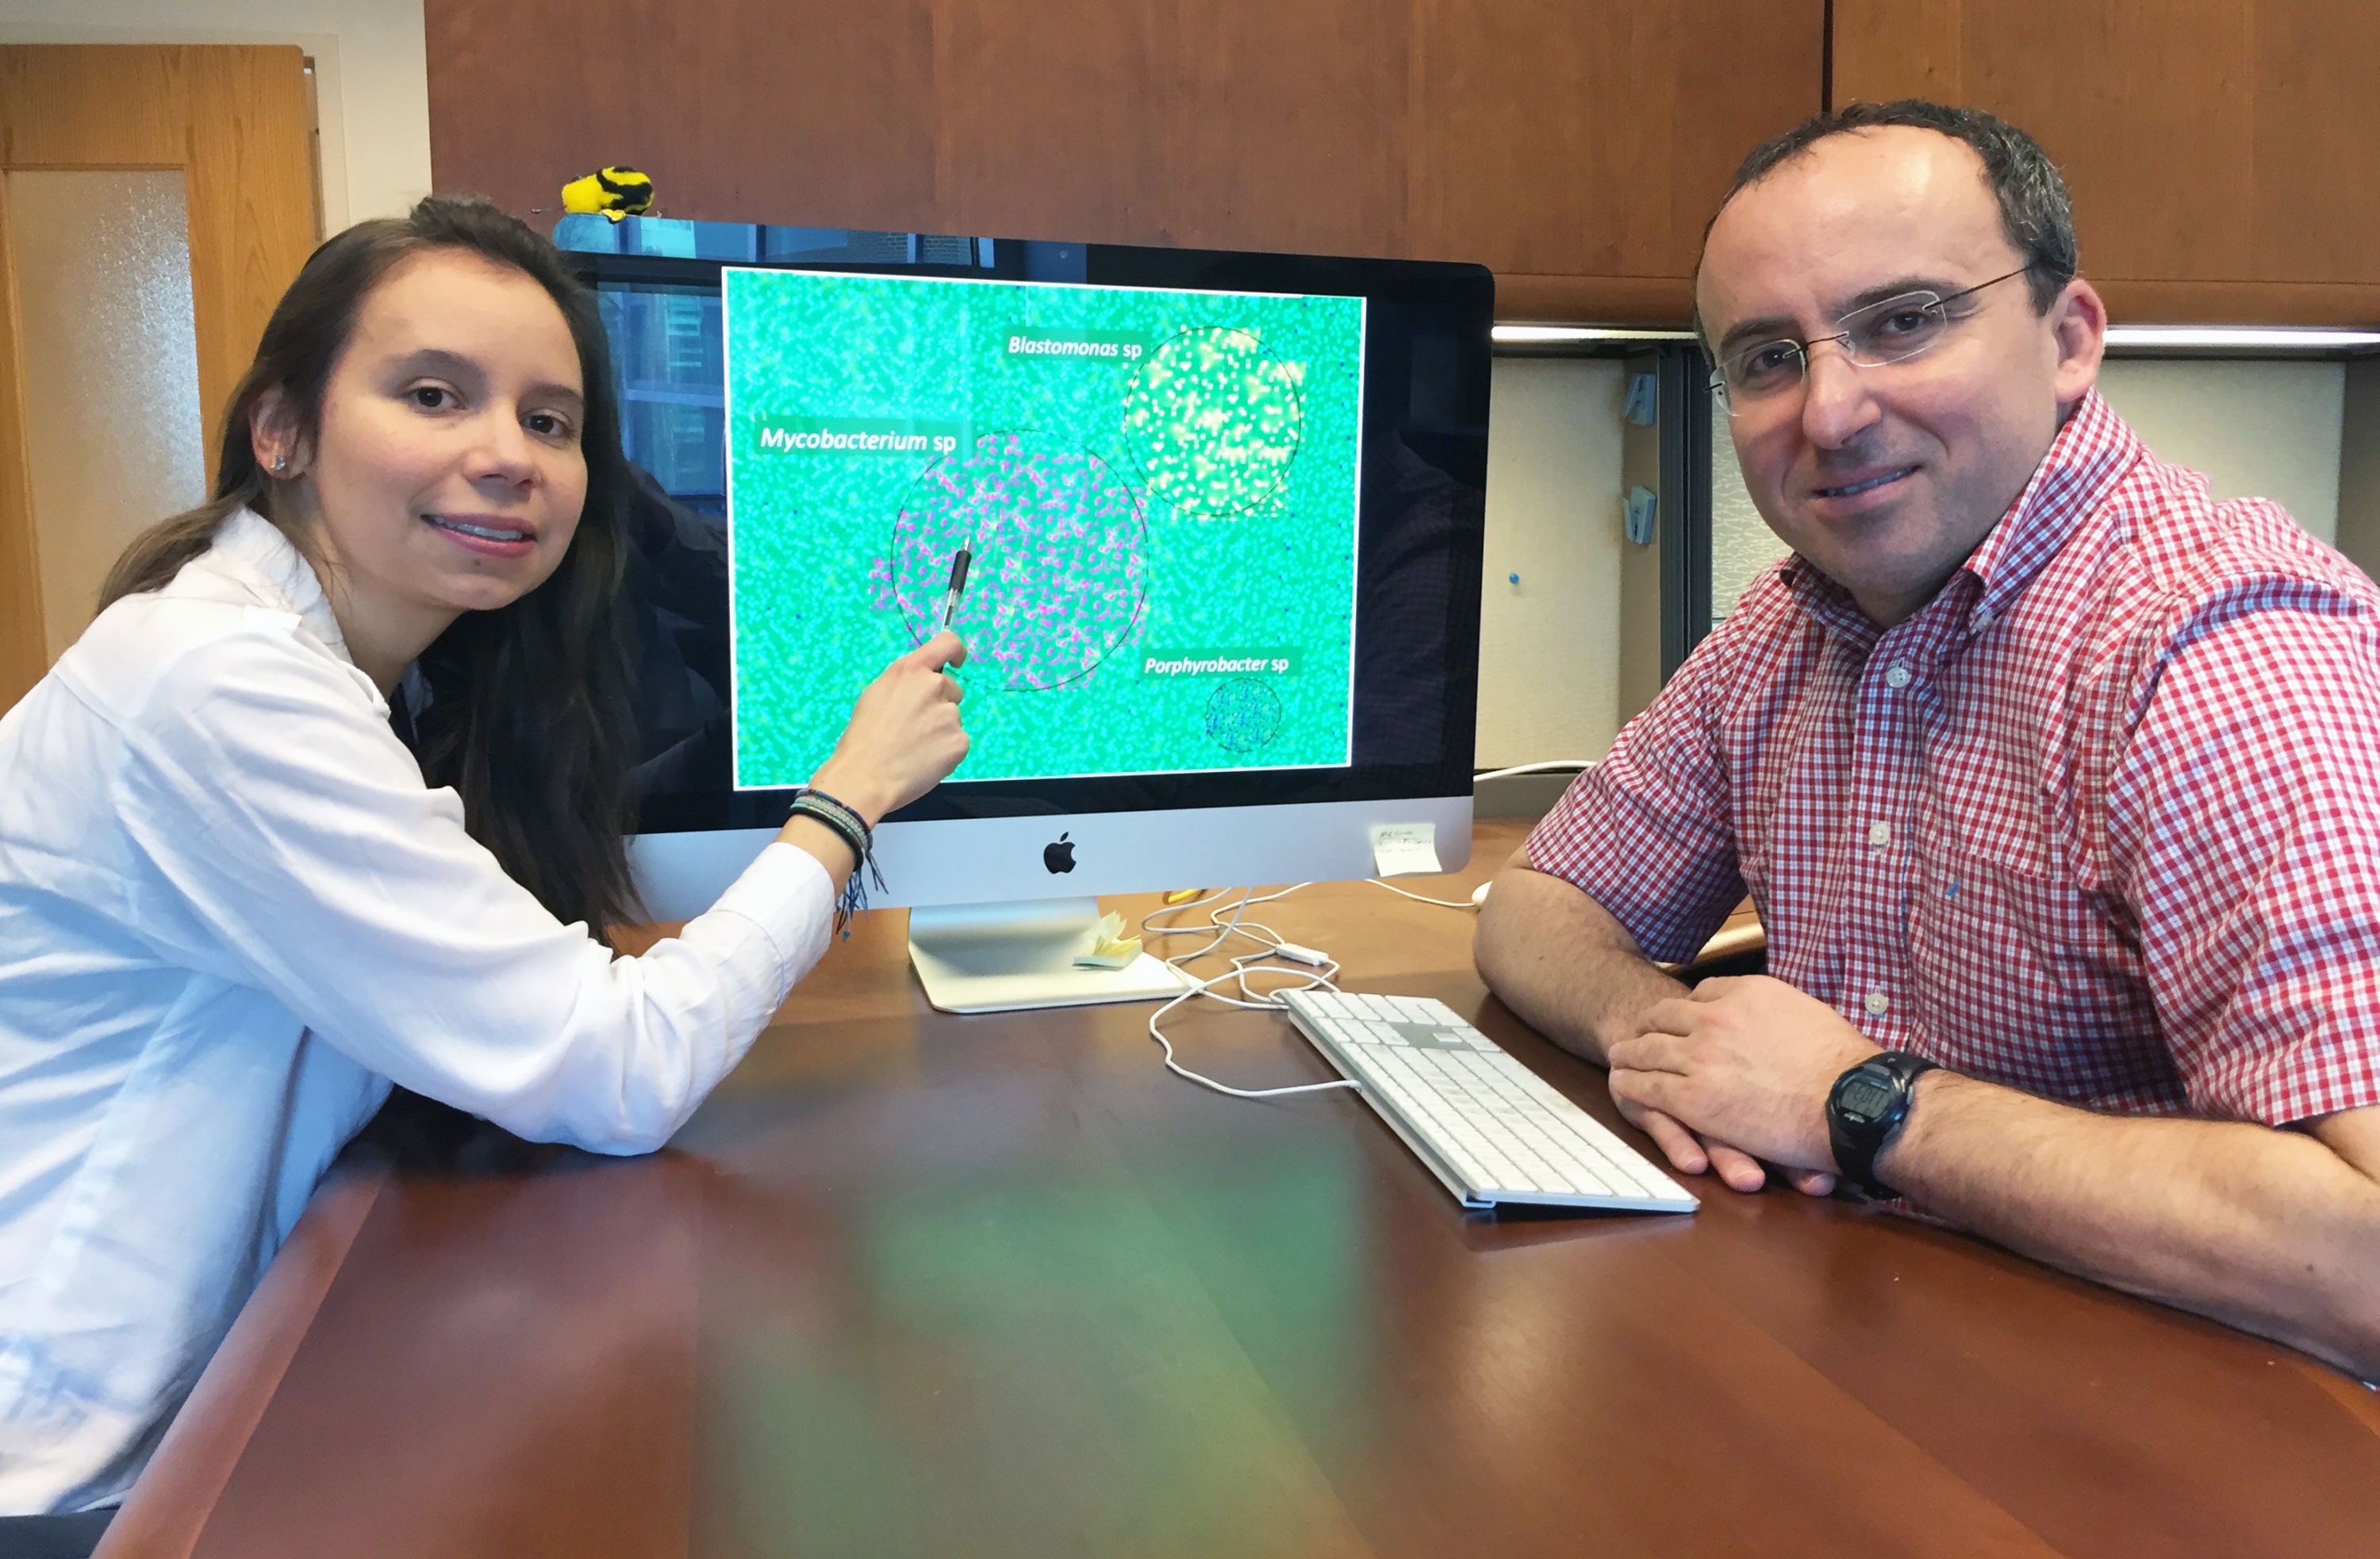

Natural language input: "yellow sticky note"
[1074,910,1144,970]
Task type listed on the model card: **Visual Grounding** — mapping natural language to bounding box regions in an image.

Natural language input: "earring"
[273,455,288,474]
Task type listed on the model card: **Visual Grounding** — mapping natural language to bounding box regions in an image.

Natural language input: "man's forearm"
[1883,1074,2380,1378]
[1472,852,1684,1066]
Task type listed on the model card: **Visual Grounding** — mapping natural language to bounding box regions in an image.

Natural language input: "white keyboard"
[1277,989,1697,1214]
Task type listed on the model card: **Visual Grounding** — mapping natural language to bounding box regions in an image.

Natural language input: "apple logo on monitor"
[1043,832,1077,874]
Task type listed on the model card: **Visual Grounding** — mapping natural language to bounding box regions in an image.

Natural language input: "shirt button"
[1884,662,1913,689]
[1971,608,1994,632]
[1864,991,1891,1016]
[1868,820,1892,848]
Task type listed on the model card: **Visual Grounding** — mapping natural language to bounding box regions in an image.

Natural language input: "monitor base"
[908,897,1188,1015]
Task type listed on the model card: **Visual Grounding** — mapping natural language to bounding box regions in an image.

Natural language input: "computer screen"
[564,221,1491,923]
[718,267,1365,787]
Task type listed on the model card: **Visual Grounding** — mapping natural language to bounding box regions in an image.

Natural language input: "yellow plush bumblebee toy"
[561,166,654,222]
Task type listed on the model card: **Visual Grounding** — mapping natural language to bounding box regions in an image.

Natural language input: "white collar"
[194,509,359,670]
[182,509,389,712]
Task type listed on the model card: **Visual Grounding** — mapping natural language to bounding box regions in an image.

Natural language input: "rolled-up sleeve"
[2112,590,2380,1126]
[1523,626,1745,964]
[109,623,832,1154]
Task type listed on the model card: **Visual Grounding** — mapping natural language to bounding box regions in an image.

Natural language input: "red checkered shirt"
[1527,389,2380,1126]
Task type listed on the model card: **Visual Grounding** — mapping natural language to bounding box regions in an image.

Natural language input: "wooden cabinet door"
[1407,0,1822,321]
[1833,0,2380,324]
[424,0,1822,324]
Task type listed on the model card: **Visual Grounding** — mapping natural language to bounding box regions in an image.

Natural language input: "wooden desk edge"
[2301,1357,2380,1439]
[96,1157,393,1559]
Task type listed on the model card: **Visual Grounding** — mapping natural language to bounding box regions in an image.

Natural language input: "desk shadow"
[1452,1202,1702,1253]
[354,1087,598,1178]
[1681,947,1768,985]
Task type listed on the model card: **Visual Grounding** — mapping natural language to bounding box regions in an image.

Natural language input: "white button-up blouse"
[0,509,831,1512]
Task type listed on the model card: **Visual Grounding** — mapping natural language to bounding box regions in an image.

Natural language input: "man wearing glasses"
[1475,101,2380,1377]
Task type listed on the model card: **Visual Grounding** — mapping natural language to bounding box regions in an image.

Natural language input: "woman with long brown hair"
[0,198,967,1523]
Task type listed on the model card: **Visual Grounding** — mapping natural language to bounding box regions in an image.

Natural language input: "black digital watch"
[1825,1051,1939,1199]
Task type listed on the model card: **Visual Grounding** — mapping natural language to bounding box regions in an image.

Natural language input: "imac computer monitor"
[564,223,1491,1010]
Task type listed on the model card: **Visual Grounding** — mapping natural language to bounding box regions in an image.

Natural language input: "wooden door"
[0,44,317,712]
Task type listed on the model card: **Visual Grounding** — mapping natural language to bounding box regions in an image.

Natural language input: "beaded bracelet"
[790,785,885,935]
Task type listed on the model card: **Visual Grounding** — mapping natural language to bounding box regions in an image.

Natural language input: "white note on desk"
[1370,823,1441,879]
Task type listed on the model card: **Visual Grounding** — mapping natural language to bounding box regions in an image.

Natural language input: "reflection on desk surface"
[694,1119,1368,1555]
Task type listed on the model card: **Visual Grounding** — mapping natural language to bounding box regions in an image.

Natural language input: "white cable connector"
[1273,941,1330,966]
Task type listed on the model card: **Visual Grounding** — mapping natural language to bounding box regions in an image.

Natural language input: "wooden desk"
[103,823,2380,1558]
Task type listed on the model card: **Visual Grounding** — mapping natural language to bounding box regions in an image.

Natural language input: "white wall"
[1706,357,2353,623]
[1476,359,1627,768]
[2338,358,2380,582]
[0,0,432,232]
[1709,395,1789,620]
[2094,359,2344,547]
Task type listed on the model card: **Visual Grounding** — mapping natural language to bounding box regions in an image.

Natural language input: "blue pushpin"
[1508,572,1520,586]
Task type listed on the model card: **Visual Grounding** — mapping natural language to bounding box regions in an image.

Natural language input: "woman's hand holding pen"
[802,631,971,827]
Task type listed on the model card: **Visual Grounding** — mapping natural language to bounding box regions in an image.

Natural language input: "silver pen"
[939,547,972,632]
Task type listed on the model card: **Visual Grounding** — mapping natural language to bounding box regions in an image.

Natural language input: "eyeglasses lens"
[1841,293,1952,367]
[1714,290,1958,413]
[1722,341,1806,401]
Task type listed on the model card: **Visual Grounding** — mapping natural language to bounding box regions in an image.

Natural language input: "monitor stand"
[907,897,1189,1015]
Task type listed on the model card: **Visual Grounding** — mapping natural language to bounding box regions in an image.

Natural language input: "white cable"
[1472,759,1596,782]
[1190,886,1269,966]
[1161,887,1267,967]
[1139,886,1238,931]
[1141,886,1255,966]
[1368,879,1480,910]
[1142,885,1361,1100]
[1141,883,1311,969]
[1146,966,1361,1100]
[1387,763,1587,916]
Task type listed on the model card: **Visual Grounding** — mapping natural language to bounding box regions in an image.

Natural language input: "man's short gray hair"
[1718,100,2079,314]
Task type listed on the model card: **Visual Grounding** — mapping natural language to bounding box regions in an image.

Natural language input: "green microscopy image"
[1118,326,1305,519]
[721,268,1365,789]
[882,429,1146,695]
[1203,678,1284,754]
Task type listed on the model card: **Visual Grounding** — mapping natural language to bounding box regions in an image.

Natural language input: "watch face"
[1837,1076,1895,1123]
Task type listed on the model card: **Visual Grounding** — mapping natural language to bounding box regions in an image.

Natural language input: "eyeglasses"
[1709,264,2036,416]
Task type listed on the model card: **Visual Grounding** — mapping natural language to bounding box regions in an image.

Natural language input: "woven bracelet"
[796,786,869,844]
[790,787,885,935]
